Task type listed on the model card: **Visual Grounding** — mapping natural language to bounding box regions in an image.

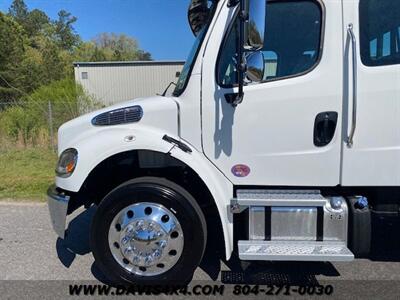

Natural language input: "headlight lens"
[56,148,78,178]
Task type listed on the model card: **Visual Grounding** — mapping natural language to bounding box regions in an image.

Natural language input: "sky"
[0,0,196,60]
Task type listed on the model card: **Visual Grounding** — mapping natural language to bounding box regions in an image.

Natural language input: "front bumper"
[47,185,70,239]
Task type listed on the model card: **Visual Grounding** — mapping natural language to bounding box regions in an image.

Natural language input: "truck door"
[201,0,344,186]
[341,0,400,186]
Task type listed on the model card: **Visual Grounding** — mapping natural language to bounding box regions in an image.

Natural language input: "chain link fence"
[0,99,99,151]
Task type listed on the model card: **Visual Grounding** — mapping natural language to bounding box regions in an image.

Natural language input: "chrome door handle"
[347,23,357,148]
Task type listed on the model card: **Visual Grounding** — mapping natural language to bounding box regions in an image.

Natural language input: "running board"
[231,190,326,213]
[238,240,354,262]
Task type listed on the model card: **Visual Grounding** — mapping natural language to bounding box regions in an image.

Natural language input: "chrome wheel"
[108,202,184,276]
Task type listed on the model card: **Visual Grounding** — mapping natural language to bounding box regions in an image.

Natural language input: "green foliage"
[28,78,97,128]
[24,9,50,38]
[1,0,152,104]
[0,0,152,149]
[0,78,99,147]
[0,105,40,145]
[54,10,80,51]
[75,33,153,62]
[0,12,28,100]
[8,0,28,24]
[0,0,154,200]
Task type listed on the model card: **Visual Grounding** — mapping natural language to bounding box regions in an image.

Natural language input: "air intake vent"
[92,106,143,126]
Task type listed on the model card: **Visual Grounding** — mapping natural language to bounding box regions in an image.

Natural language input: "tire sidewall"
[90,178,206,286]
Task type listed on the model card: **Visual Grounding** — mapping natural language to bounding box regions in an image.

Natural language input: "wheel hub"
[119,220,168,267]
[108,203,184,276]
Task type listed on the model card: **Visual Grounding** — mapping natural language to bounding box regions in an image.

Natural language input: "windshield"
[173,1,217,96]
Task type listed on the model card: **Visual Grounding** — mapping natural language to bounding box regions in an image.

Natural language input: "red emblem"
[231,164,251,177]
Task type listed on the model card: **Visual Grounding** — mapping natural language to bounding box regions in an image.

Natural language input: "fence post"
[48,101,55,152]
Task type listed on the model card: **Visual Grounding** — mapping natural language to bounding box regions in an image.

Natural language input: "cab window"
[218,0,323,86]
[360,0,400,66]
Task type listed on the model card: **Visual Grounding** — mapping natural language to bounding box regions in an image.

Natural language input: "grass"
[0,148,57,202]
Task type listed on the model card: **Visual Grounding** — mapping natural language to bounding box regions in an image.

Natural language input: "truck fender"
[56,126,174,192]
[56,128,234,260]
[169,145,234,260]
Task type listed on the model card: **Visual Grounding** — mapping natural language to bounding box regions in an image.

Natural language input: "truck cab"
[48,0,400,285]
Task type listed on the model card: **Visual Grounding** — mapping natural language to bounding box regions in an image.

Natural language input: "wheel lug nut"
[170,222,176,229]
[126,225,134,234]
[153,250,161,258]
[124,247,133,255]
[145,256,154,265]
[159,240,167,248]
[121,237,129,244]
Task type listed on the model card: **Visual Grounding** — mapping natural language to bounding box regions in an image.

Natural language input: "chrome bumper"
[47,185,70,239]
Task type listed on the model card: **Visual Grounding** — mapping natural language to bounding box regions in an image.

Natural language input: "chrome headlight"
[91,105,143,126]
[56,148,78,178]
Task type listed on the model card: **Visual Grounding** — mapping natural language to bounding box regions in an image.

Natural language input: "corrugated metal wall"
[74,61,185,106]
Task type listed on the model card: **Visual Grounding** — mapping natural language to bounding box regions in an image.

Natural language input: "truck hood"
[57,96,179,154]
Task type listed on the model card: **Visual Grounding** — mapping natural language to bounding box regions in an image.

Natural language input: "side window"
[218,0,322,86]
[360,0,400,66]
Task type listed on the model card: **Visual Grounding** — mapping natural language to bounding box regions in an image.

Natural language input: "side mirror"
[246,51,265,82]
[244,0,266,50]
[226,0,267,107]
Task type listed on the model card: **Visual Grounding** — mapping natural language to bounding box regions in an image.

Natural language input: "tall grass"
[0,78,99,149]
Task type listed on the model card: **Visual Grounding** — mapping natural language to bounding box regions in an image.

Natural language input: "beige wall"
[74,61,185,106]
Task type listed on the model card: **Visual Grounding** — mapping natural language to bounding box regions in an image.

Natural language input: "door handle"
[314,112,338,147]
[347,23,358,148]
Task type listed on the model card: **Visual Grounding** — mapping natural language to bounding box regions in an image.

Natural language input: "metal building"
[74,61,185,106]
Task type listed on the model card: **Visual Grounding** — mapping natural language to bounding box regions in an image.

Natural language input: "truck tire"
[90,177,207,286]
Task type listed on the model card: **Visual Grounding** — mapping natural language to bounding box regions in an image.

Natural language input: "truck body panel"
[202,0,345,186]
[341,0,400,186]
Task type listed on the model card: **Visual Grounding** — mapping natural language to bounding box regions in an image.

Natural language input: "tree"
[8,0,28,24]
[137,50,152,61]
[90,33,152,61]
[1,1,152,103]
[0,12,28,101]
[9,1,50,38]
[90,46,108,62]
[54,10,80,51]
[26,9,50,37]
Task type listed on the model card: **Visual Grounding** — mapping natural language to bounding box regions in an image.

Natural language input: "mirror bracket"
[228,0,246,107]
[239,9,249,21]
[225,93,244,108]
[226,0,266,107]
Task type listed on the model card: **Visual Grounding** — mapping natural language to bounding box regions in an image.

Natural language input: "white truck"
[48,0,400,286]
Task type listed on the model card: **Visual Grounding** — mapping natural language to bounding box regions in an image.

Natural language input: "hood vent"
[92,105,143,126]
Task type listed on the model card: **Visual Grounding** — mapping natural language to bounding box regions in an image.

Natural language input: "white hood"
[57,96,179,154]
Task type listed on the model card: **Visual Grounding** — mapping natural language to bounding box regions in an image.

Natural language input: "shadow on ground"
[55,206,109,283]
[55,206,400,286]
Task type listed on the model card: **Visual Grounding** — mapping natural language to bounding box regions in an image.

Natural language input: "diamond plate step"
[234,190,327,208]
[238,240,354,262]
